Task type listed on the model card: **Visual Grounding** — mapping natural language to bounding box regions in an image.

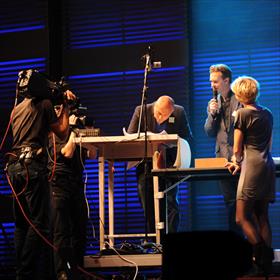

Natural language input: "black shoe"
[253,242,274,275]
[57,271,68,280]
[243,263,265,277]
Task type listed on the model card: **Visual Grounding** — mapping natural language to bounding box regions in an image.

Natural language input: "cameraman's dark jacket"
[12,97,58,154]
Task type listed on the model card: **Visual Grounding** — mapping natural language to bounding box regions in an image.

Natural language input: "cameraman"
[48,111,97,280]
[6,87,75,280]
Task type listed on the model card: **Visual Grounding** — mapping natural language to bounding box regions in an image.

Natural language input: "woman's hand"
[225,161,241,175]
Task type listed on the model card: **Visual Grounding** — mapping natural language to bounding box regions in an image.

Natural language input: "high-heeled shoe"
[253,241,274,276]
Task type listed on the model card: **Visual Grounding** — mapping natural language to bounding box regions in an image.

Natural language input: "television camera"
[17,69,68,103]
[17,69,89,128]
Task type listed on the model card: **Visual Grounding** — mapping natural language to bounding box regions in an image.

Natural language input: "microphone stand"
[137,52,152,242]
[137,53,150,139]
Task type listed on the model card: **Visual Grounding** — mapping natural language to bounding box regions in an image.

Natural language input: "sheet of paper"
[122,127,167,137]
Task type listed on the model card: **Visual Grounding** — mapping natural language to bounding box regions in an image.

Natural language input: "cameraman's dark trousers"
[6,156,52,280]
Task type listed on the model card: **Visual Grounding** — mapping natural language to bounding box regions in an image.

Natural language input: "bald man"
[127,95,193,233]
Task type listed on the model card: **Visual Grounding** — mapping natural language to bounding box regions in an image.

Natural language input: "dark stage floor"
[1,265,280,280]
[1,254,280,279]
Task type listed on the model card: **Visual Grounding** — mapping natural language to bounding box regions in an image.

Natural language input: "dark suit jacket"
[127,102,193,167]
[127,102,192,141]
[204,91,241,160]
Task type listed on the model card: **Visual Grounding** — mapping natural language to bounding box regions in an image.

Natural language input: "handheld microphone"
[212,88,218,100]
[211,88,219,115]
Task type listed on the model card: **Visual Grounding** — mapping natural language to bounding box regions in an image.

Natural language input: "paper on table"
[122,127,167,137]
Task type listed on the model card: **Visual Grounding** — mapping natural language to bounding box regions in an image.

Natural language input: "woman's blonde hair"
[231,76,259,104]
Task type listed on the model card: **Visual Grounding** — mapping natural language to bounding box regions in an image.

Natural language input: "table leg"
[99,156,105,250]
[108,160,114,247]
[153,152,162,244]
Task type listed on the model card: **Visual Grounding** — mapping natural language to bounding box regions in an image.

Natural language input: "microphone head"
[141,46,153,71]
[141,46,161,70]
[212,88,218,100]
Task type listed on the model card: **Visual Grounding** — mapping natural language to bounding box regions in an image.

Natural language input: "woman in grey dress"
[226,76,275,275]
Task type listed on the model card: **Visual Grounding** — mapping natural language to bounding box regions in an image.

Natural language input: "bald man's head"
[154,95,174,124]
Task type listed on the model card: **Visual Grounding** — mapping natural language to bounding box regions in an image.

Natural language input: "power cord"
[104,241,139,280]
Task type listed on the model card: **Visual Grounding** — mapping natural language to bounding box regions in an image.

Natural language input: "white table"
[74,134,191,250]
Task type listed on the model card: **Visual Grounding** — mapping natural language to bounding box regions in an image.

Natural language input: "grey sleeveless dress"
[234,106,275,201]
